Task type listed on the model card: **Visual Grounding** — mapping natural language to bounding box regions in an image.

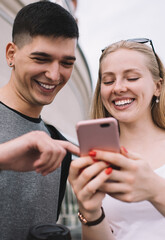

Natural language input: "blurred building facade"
[0,0,92,234]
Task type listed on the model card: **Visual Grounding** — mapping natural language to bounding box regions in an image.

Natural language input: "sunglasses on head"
[126,38,156,56]
[101,38,161,77]
[102,38,156,56]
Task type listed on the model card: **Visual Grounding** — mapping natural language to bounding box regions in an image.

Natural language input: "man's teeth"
[39,82,55,89]
[114,99,133,106]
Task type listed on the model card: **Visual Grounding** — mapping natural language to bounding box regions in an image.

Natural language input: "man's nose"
[45,62,60,82]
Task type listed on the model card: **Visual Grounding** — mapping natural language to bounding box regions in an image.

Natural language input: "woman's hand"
[69,155,113,219]
[93,147,162,205]
[69,147,165,217]
[69,155,115,239]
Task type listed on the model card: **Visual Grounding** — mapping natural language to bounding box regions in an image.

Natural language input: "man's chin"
[37,96,57,106]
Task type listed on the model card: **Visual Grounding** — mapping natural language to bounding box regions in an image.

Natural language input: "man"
[0,1,79,239]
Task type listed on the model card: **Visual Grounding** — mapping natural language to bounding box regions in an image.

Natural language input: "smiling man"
[0,1,79,240]
[4,36,76,116]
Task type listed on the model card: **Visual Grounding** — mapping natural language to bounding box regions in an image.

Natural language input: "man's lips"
[34,80,56,90]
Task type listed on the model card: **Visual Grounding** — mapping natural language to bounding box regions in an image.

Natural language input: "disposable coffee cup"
[27,223,72,240]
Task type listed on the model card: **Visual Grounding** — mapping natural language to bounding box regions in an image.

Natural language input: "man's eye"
[32,58,48,62]
[61,62,74,67]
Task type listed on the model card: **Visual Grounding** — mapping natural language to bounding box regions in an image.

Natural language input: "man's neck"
[0,84,42,118]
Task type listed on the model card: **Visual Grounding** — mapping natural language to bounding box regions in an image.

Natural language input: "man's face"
[7,36,77,113]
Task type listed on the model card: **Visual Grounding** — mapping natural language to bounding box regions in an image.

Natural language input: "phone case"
[76,117,120,156]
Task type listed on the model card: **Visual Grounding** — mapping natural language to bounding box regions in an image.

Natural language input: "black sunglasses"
[101,38,161,77]
[102,38,156,56]
[126,38,156,56]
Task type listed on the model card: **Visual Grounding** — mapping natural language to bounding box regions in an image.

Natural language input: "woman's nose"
[112,80,127,94]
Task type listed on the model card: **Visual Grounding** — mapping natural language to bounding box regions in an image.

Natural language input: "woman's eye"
[127,77,139,81]
[103,81,114,85]
[101,74,115,85]
[102,79,114,85]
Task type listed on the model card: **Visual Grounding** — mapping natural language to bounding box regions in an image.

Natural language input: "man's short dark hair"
[12,1,79,47]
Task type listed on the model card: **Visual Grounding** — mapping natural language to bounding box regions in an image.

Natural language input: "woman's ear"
[154,78,163,97]
[6,42,16,67]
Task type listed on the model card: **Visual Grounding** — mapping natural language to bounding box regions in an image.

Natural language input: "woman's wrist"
[149,174,165,216]
[79,206,102,220]
[78,207,105,226]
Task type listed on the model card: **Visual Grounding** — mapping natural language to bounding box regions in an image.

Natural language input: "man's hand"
[0,131,80,175]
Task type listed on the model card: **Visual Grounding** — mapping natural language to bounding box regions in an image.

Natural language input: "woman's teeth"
[114,99,134,106]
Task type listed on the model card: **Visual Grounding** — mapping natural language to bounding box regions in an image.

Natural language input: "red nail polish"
[105,167,112,175]
[89,150,96,157]
[121,146,128,153]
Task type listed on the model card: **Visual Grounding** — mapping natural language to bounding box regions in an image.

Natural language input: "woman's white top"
[102,165,165,240]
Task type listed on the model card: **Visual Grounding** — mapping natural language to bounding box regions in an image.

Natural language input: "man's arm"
[0,131,79,175]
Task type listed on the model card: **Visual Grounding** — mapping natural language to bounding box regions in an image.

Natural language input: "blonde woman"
[69,39,165,240]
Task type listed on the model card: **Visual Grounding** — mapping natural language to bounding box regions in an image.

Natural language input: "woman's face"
[100,48,160,124]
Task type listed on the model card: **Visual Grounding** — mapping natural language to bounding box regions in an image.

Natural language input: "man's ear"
[154,78,163,97]
[6,42,17,67]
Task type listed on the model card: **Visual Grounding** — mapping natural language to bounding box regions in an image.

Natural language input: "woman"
[69,39,165,239]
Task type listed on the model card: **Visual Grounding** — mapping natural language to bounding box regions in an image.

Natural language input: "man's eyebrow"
[30,52,51,57]
[64,56,76,61]
[30,51,76,61]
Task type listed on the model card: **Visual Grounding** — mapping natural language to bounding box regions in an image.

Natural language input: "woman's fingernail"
[89,150,96,157]
[121,146,128,153]
[105,167,112,175]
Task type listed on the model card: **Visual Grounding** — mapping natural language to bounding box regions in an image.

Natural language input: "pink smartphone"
[76,117,120,156]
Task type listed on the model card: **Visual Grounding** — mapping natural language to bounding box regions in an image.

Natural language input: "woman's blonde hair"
[90,40,165,129]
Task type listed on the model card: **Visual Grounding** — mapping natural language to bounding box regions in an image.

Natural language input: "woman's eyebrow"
[124,68,141,74]
[102,72,114,77]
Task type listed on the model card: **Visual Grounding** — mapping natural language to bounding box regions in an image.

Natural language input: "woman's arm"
[82,218,113,240]
[147,174,165,216]
[69,155,115,240]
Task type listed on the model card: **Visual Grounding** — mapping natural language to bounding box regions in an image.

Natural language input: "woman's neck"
[119,116,163,152]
